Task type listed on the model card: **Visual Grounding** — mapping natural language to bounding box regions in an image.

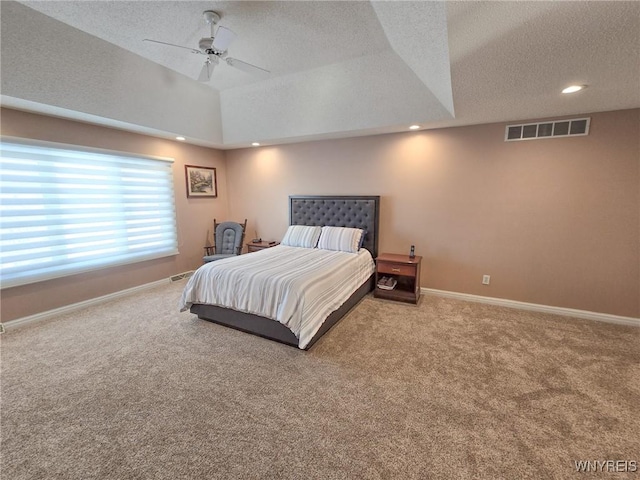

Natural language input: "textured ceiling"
[16,1,395,91]
[1,1,639,148]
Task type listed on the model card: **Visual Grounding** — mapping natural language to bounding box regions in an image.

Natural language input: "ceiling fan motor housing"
[199,38,214,51]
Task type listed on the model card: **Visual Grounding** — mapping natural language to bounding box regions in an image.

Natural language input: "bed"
[180,195,380,349]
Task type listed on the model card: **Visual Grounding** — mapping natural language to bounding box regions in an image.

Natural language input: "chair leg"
[239,219,247,254]
[212,218,217,255]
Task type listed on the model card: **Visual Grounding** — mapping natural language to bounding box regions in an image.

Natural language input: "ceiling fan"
[143,10,269,82]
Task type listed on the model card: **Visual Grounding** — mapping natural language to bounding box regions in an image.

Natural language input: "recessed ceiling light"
[562,85,586,94]
[251,142,260,147]
[175,136,186,141]
[409,125,420,130]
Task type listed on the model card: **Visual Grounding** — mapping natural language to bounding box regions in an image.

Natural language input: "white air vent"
[505,117,590,142]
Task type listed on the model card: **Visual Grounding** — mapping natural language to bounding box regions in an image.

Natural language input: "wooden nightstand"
[246,241,279,253]
[374,253,422,304]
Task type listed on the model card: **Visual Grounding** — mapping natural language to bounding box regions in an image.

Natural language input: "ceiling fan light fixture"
[562,85,586,94]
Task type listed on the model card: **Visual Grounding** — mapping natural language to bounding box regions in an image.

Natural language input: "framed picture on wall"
[185,165,217,198]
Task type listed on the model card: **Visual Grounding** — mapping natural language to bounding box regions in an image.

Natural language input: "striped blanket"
[179,245,375,348]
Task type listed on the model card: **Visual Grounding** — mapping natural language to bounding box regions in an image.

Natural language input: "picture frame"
[185,165,217,198]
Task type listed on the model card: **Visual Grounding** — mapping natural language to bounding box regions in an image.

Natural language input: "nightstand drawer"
[377,262,416,276]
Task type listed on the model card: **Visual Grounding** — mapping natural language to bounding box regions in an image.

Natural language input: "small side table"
[247,241,279,253]
[374,253,422,304]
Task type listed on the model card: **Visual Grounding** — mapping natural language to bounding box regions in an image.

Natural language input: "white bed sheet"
[179,245,374,348]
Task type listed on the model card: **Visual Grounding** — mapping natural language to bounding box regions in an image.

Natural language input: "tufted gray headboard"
[289,195,380,258]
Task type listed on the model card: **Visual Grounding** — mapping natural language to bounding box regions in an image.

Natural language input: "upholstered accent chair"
[203,219,247,263]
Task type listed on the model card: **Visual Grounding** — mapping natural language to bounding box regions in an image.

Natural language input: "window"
[0,138,179,288]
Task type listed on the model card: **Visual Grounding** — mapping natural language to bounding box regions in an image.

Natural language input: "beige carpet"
[1,280,638,479]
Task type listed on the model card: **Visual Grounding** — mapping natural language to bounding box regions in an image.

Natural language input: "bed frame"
[189,195,380,349]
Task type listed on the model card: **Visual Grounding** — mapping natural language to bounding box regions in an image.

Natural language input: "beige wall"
[226,109,640,318]
[2,107,638,322]
[0,108,228,321]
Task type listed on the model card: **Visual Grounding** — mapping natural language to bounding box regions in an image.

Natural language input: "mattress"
[179,245,375,348]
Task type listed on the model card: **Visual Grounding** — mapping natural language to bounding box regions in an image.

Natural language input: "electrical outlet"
[482,275,490,285]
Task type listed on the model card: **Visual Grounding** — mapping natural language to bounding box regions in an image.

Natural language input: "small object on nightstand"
[409,245,415,258]
[252,238,262,243]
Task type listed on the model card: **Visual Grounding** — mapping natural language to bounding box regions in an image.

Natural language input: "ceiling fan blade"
[212,26,237,52]
[226,57,270,78]
[144,38,201,54]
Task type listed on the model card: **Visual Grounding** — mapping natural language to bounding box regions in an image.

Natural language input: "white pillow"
[280,225,322,248]
[316,226,363,253]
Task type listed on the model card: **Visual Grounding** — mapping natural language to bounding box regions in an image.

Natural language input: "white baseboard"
[421,288,640,328]
[2,272,193,331]
[4,279,636,331]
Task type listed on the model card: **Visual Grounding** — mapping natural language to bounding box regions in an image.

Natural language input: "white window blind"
[0,138,179,289]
